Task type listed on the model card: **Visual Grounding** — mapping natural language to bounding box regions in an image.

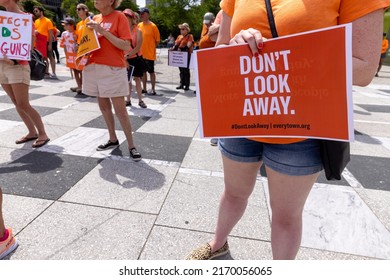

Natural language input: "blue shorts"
[218,138,323,176]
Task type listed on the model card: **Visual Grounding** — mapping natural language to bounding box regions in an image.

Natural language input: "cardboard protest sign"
[195,24,354,141]
[0,11,32,60]
[76,17,100,64]
[168,50,188,67]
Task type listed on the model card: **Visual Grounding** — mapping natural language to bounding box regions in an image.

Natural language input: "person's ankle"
[0,228,9,242]
[209,240,226,253]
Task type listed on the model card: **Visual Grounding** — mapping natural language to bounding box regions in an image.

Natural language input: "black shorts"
[127,57,145,78]
[144,59,155,73]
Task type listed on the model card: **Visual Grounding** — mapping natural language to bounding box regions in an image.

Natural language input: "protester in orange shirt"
[186,0,390,260]
[138,7,160,95]
[376,32,389,76]
[198,11,222,49]
[83,0,141,161]
[60,18,83,95]
[171,23,194,91]
[75,3,90,44]
[33,6,57,79]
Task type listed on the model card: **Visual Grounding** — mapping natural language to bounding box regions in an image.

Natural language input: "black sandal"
[138,100,147,108]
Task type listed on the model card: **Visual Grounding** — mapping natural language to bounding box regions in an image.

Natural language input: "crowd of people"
[1,0,389,261]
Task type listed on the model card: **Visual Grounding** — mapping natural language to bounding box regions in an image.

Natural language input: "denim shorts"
[218,138,323,176]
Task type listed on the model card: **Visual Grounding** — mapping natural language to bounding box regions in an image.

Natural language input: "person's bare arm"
[215,11,232,46]
[126,29,143,57]
[352,9,383,86]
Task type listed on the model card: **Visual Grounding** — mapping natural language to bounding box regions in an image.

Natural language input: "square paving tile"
[12,202,156,260]
[347,155,390,191]
[60,159,178,214]
[114,132,192,162]
[0,151,100,200]
[0,105,60,121]
[2,194,53,234]
[156,172,271,241]
[137,117,198,137]
[0,93,45,104]
[357,104,390,113]
[82,114,150,132]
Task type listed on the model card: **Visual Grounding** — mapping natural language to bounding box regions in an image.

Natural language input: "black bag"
[29,49,47,81]
[320,140,350,180]
[264,0,351,181]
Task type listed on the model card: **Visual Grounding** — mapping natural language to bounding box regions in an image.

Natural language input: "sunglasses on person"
[76,7,85,11]
[180,28,187,30]
[33,9,40,13]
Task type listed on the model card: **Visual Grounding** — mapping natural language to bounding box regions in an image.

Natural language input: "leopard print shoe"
[185,242,229,260]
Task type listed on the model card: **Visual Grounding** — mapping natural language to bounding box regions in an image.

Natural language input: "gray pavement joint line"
[152,223,274,245]
[136,162,184,260]
[55,199,159,217]
[13,199,57,237]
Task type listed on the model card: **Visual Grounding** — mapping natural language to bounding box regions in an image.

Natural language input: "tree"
[149,0,220,41]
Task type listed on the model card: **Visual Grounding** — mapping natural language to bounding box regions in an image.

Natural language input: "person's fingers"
[229,28,264,56]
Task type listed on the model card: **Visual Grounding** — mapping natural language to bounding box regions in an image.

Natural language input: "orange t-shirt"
[138,21,160,61]
[76,19,87,44]
[199,10,222,49]
[88,11,131,67]
[220,0,390,144]
[381,39,389,54]
[174,34,194,52]
[34,17,54,42]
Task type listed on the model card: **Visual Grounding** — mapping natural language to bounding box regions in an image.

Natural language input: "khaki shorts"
[0,61,30,85]
[82,64,128,98]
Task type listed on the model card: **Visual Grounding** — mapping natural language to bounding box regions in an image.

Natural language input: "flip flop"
[32,138,50,148]
[15,136,38,144]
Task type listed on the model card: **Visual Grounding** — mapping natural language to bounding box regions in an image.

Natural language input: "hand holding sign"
[75,17,100,67]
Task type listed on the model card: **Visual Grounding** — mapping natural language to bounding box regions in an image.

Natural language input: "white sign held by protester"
[0,10,32,60]
[168,50,188,68]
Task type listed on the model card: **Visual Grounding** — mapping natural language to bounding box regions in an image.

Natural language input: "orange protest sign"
[195,24,354,141]
[65,52,87,70]
[76,17,100,65]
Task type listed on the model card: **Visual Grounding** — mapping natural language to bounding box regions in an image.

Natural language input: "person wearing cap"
[123,8,147,108]
[171,23,194,91]
[199,11,222,49]
[82,0,142,161]
[60,18,82,94]
[137,7,161,95]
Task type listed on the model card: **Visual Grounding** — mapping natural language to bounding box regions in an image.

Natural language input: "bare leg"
[134,77,143,102]
[98,97,117,142]
[0,188,5,237]
[267,167,319,259]
[142,72,147,91]
[73,70,82,89]
[48,53,56,75]
[209,155,262,251]
[127,81,132,102]
[150,72,156,91]
[111,96,135,149]
[2,83,47,141]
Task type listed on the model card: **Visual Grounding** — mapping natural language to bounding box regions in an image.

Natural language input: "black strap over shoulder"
[265,0,278,38]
